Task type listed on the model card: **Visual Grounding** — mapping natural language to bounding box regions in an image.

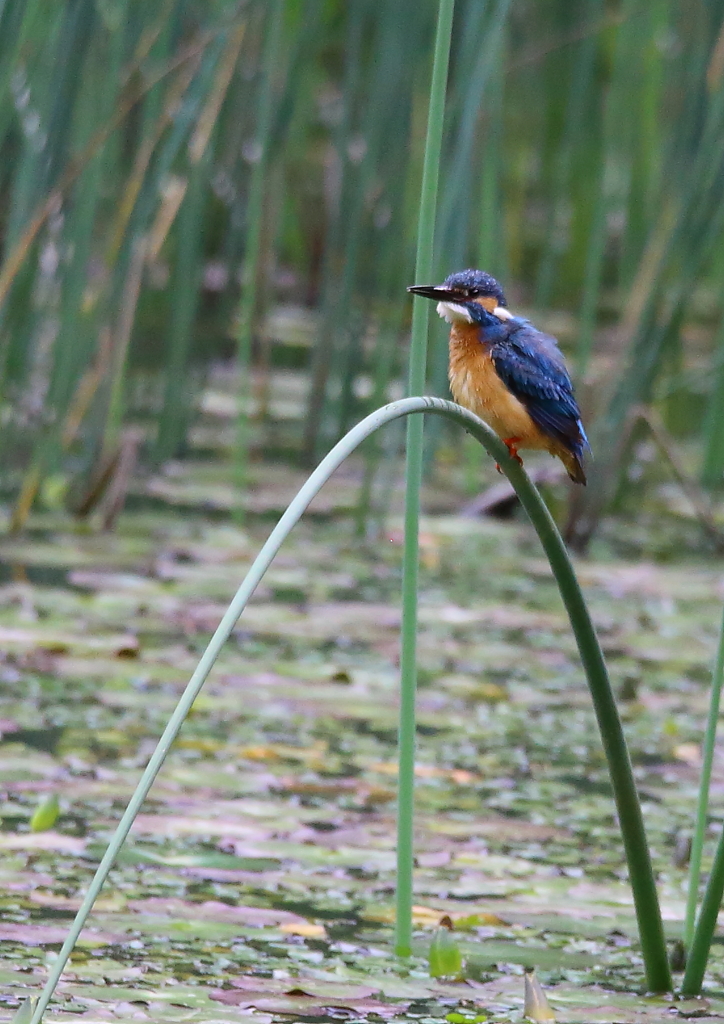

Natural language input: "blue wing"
[490,321,588,456]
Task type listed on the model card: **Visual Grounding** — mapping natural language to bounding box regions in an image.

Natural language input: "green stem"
[28,398,670,1019]
[235,0,284,510]
[156,160,207,461]
[701,309,724,487]
[682,821,724,995]
[397,0,455,958]
[681,601,724,990]
[511,466,671,995]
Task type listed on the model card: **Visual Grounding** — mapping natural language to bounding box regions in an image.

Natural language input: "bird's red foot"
[502,437,524,465]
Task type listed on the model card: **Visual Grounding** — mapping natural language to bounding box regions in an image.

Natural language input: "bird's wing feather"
[490,323,586,453]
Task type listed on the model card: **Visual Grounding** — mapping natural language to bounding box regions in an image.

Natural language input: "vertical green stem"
[701,310,724,488]
[155,154,207,461]
[302,4,362,464]
[235,0,284,510]
[681,601,724,981]
[396,0,454,958]
[102,235,146,458]
[682,822,724,995]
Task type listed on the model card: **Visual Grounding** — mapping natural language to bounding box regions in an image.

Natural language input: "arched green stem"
[29,397,670,1023]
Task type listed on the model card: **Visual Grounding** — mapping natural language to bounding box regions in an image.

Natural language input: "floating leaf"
[279,920,327,938]
[454,912,507,930]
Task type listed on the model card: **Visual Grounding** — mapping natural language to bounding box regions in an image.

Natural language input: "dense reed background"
[2,0,724,542]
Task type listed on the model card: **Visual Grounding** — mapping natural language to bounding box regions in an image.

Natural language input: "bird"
[407,268,589,484]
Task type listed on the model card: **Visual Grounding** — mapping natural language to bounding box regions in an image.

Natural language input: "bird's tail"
[561,449,587,485]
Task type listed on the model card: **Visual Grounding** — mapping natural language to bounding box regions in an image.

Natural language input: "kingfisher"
[408,269,589,484]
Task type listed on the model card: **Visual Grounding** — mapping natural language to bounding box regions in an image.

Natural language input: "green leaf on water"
[429,915,463,979]
[29,794,59,832]
[446,1012,487,1023]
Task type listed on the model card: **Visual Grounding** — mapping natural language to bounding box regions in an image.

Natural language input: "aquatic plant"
[1,2,724,534]
[25,397,673,1022]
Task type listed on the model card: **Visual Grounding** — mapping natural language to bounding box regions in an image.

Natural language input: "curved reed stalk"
[28,397,670,1022]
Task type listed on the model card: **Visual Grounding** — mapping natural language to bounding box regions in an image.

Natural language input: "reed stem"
[397,0,455,958]
[682,818,724,995]
[681,601,724,990]
[234,0,284,514]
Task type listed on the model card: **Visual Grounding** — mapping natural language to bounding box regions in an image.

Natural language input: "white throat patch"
[435,301,513,324]
[436,301,473,324]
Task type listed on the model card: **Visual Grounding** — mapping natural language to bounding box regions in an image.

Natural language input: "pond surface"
[2,461,724,1022]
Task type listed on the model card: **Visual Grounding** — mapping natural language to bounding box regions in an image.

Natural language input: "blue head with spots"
[408,269,507,325]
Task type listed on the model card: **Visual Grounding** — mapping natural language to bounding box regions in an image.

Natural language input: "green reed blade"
[576,0,639,380]
[397,0,455,958]
[478,19,505,277]
[535,0,603,308]
[8,4,128,524]
[682,600,724,973]
[683,813,724,994]
[303,0,365,463]
[154,156,207,462]
[234,0,284,507]
[427,0,509,461]
[157,26,242,462]
[701,298,724,486]
[569,45,724,548]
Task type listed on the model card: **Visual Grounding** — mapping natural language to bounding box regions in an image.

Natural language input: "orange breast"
[448,323,550,451]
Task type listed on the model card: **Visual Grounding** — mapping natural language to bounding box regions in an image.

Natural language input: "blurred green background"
[2,0,724,544]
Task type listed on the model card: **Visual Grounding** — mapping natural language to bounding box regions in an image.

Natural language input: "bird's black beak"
[407,284,460,301]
